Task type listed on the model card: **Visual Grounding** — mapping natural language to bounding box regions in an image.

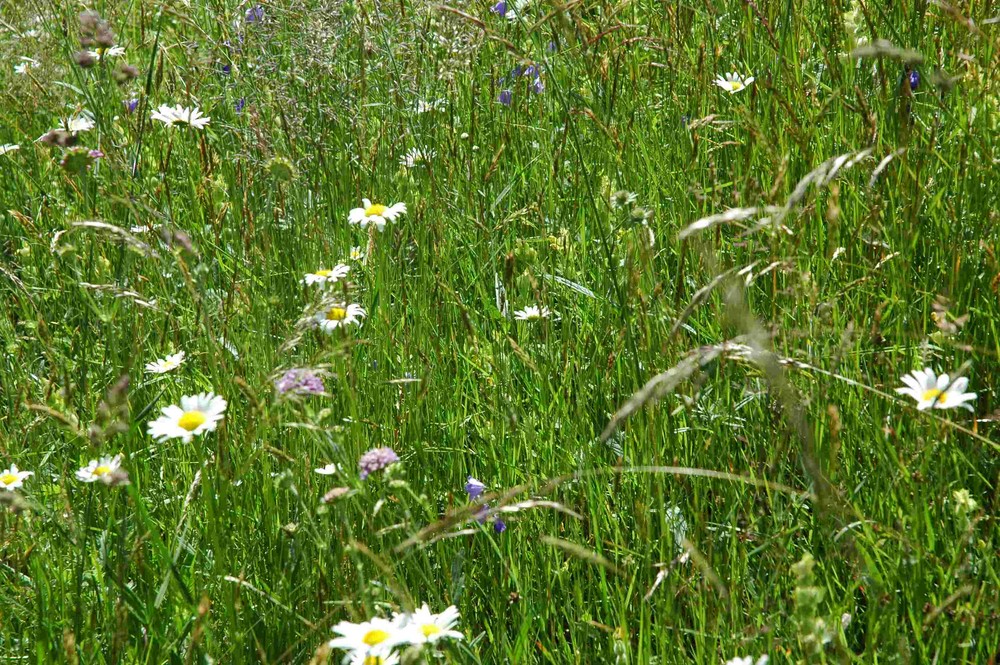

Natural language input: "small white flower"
[724,657,768,665]
[0,144,20,156]
[714,71,755,94]
[151,104,211,129]
[0,464,33,491]
[328,617,406,659]
[348,198,406,232]
[314,463,341,475]
[514,305,552,321]
[397,604,464,644]
[895,368,976,411]
[145,351,186,375]
[14,57,39,75]
[400,147,436,169]
[65,115,96,133]
[314,303,367,332]
[75,454,123,483]
[952,488,978,514]
[414,99,445,114]
[350,246,365,262]
[302,264,350,286]
[147,393,227,442]
[88,45,126,60]
[347,653,398,665]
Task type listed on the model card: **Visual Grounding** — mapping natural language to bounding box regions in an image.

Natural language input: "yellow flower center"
[314,269,333,277]
[326,306,348,321]
[94,465,112,476]
[178,411,207,431]
[729,81,742,91]
[364,203,388,217]
[921,389,946,405]
[421,624,442,638]
[0,473,17,486]
[363,657,385,665]
[362,629,389,646]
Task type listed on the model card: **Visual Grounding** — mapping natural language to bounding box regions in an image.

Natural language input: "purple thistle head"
[245,5,264,22]
[490,0,507,16]
[358,447,399,480]
[493,518,507,533]
[908,70,920,91]
[235,97,246,113]
[125,98,139,113]
[498,89,513,106]
[465,476,486,500]
[88,149,104,159]
[275,368,325,396]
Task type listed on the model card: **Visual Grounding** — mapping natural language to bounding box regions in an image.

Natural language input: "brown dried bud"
[39,130,78,148]
[95,27,116,48]
[73,50,97,68]
[113,63,139,84]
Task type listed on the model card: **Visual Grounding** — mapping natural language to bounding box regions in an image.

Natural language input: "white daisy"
[75,454,123,483]
[328,617,406,659]
[302,264,350,286]
[88,45,126,60]
[150,104,211,129]
[145,351,186,375]
[400,147,436,169]
[348,199,406,232]
[314,463,341,475]
[513,305,552,321]
[314,303,366,332]
[350,246,365,262]
[714,71,755,94]
[65,115,96,133]
[0,464,33,491]
[725,657,769,665]
[0,144,19,156]
[397,604,464,644]
[347,653,399,665]
[896,368,976,411]
[147,393,227,442]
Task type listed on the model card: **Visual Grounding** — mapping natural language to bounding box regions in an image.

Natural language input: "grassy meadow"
[1,0,999,662]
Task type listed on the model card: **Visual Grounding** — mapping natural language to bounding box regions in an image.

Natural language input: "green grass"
[1,0,998,662]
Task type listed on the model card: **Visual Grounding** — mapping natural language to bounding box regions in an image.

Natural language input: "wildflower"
[302,264,350,286]
[464,476,486,500]
[145,351,186,375]
[490,0,507,16]
[329,617,404,657]
[725,657,769,665]
[14,57,39,75]
[895,368,976,411]
[322,487,352,503]
[75,454,123,483]
[348,199,406,232]
[60,147,100,173]
[245,5,265,22]
[235,97,246,113]
[315,303,366,332]
[315,463,341,475]
[73,51,97,68]
[150,104,211,129]
[350,246,365,262]
[275,368,326,396]
[908,69,920,90]
[124,98,139,113]
[0,144,20,156]
[531,76,545,94]
[147,393,227,442]
[87,45,125,60]
[414,99,445,114]
[514,305,552,321]
[952,488,978,514]
[493,518,507,533]
[400,147,436,169]
[610,190,637,209]
[498,89,513,106]
[0,465,33,491]
[714,71,755,94]
[398,604,464,645]
[358,447,399,480]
